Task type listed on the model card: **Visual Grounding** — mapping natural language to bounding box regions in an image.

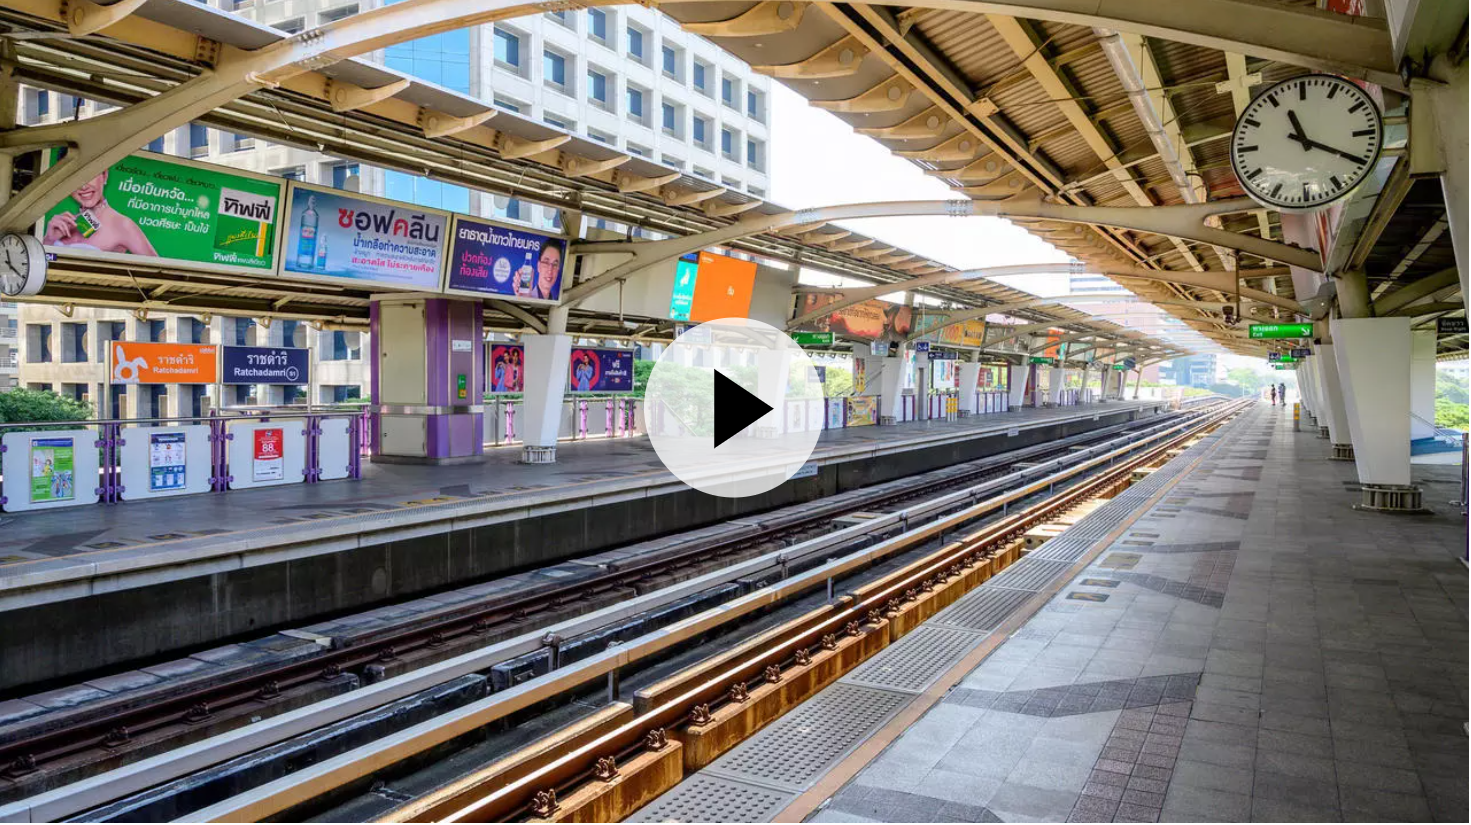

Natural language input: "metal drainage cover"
[704,683,911,792]
[931,587,1035,632]
[627,774,793,823]
[842,626,987,694]
[985,558,1075,592]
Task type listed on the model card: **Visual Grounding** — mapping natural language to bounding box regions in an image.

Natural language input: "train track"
[148,400,1245,823]
[0,410,1192,797]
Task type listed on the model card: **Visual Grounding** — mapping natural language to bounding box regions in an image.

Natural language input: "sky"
[764,84,1273,373]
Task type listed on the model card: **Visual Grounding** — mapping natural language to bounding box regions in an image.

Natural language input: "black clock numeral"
[1270,182,1283,199]
[1247,168,1263,180]
[1298,83,1307,101]
[1243,117,1260,128]
[1240,145,1258,153]
[1267,95,1280,108]
[1348,101,1365,114]
[1330,175,1343,191]
[1327,85,1339,100]
[1351,129,1374,137]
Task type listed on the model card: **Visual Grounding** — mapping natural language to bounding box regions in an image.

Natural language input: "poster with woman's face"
[488,344,525,393]
[567,348,633,393]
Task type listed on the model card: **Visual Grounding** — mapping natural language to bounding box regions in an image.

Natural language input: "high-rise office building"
[0,301,17,391]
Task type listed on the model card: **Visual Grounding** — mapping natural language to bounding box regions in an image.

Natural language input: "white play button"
[644,318,823,498]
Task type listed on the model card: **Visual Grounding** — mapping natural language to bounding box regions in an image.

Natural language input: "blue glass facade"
[382,0,471,212]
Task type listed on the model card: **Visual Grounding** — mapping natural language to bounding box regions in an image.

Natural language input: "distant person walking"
[1279,383,1287,406]
[1269,385,1277,406]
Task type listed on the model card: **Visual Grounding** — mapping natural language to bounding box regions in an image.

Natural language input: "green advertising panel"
[1111,363,1129,370]
[41,152,283,274]
[791,331,835,346]
[1030,356,1055,365]
[1248,323,1313,339]
[668,255,698,321]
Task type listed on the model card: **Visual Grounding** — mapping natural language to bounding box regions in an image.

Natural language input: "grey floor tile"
[1162,784,1252,821]
[986,782,1081,822]
[1168,757,1254,795]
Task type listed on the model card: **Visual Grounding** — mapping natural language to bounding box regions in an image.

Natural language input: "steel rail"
[175,401,1245,823]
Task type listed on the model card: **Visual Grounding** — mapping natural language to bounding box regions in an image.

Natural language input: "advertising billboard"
[443,217,567,303]
[109,342,218,384]
[687,251,757,322]
[149,432,187,492]
[668,253,699,321]
[489,344,525,393]
[939,319,987,347]
[568,348,634,392]
[40,152,283,274]
[280,183,448,290]
[797,293,914,341]
[30,437,75,503]
[221,346,309,385]
[846,396,879,427]
[253,428,284,482]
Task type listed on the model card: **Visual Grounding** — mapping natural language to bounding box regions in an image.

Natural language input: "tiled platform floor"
[817,403,1467,823]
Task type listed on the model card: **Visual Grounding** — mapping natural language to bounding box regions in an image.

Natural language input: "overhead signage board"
[40,151,283,275]
[221,345,309,385]
[1249,323,1313,339]
[1111,364,1129,370]
[689,251,758,322]
[797,293,914,341]
[1268,352,1281,362]
[1290,347,1312,358]
[109,342,218,385]
[914,341,930,353]
[790,331,834,347]
[668,254,699,321]
[1030,356,1054,365]
[443,216,566,303]
[870,340,891,357]
[569,347,634,392]
[1437,317,1468,336]
[280,182,448,291]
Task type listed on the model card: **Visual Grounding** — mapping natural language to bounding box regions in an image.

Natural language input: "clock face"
[1229,74,1383,212]
[0,233,45,297]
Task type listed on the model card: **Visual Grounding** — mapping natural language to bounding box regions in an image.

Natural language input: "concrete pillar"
[1331,317,1412,487]
[855,343,885,400]
[914,352,930,420]
[371,297,485,464]
[879,344,907,424]
[1409,329,1437,440]
[1007,364,1028,409]
[1315,343,1354,451]
[520,332,572,462]
[754,346,791,436]
[1046,367,1063,406]
[956,362,982,416]
[1412,59,1470,302]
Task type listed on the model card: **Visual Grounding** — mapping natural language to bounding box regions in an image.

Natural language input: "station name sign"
[221,345,310,385]
[790,331,834,347]
[1248,323,1313,340]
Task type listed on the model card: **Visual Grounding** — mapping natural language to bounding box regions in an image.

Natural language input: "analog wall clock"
[1229,73,1383,212]
[0,232,46,297]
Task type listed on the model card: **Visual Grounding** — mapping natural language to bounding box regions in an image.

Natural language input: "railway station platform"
[0,400,1167,689]
[633,403,1468,824]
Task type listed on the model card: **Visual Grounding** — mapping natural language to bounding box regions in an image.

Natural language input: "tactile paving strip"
[703,683,911,793]
[1026,536,1096,562]
[841,626,987,694]
[627,774,792,823]
[984,558,1076,592]
[929,586,1035,632]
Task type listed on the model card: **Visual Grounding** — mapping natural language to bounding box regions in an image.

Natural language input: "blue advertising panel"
[443,216,567,303]
[280,183,447,290]
[668,253,699,321]
[221,345,310,385]
[568,347,634,392]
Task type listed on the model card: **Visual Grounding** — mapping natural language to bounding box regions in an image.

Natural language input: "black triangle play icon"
[713,370,773,448]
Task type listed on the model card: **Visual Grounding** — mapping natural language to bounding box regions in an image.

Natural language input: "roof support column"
[1330,316,1413,495]
[1410,56,1470,306]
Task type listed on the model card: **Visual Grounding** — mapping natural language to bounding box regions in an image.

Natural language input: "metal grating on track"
[984,558,1075,592]
[841,626,987,694]
[703,683,911,793]
[1026,536,1095,562]
[930,586,1036,632]
[627,774,792,823]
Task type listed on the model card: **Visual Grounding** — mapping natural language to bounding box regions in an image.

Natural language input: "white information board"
[226,419,306,490]
[118,425,212,501]
[318,418,353,481]
[1,429,101,513]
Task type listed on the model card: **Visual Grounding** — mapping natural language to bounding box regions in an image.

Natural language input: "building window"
[145,137,164,153]
[494,27,521,68]
[589,69,611,106]
[721,127,736,159]
[661,102,678,134]
[274,18,305,34]
[721,75,736,108]
[547,9,570,27]
[189,123,209,158]
[662,45,678,77]
[588,9,608,43]
[627,87,645,121]
[746,138,764,171]
[543,114,570,130]
[587,128,614,144]
[232,133,255,152]
[692,114,709,146]
[61,322,86,363]
[692,60,710,94]
[661,154,685,171]
[626,26,645,61]
[384,8,470,93]
[544,50,568,92]
[748,185,766,198]
[693,166,714,181]
[275,166,304,181]
[319,4,357,24]
[384,172,470,212]
[493,95,524,113]
[34,90,48,118]
[626,142,649,157]
[492,195,524,222]
[331,163,359,190]
[747,89,765,122]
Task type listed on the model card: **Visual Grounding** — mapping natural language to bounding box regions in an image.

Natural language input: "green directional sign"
[1111,364,1129,370]
[1030,356,1055,365]
[1249,323,1313,339]
[790,331,835,347]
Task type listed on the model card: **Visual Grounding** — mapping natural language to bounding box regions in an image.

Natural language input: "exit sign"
[790,331,834,347]
[1030,356,1054,365]
[1249,323,1313,339]
[1111,364,1128,371]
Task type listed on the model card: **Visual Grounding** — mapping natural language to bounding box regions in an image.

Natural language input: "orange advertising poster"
[689,251,757,321]
[1042,328,1065,360]
[109,341,218,384]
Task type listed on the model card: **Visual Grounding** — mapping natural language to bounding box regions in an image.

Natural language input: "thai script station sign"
[109,342,218,384]
[221,345,310,385]
[1248,323,1313,339]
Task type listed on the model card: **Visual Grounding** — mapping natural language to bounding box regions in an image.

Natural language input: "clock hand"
[1304,139,1368,165]
[1285,110,1311,148]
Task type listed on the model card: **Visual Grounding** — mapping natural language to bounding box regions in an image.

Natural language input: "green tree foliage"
[821,367,854,398]
[1225,367,1268,395]
[1209,382,1244,398]
[632,359,656,398]
[1435,369,1468,430]
[0,388,92,426]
